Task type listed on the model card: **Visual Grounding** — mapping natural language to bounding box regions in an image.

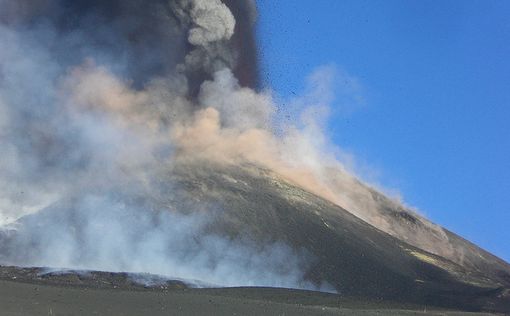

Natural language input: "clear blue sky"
[257,0,510,262]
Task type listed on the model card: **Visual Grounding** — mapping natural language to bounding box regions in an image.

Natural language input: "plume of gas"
[0,55,331,289]
[173,0,238,74]
[51,62,459,263]
[168,67,459,263]
[2,194,323,290]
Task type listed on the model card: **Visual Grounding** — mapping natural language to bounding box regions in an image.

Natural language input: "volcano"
[0,0,509,315]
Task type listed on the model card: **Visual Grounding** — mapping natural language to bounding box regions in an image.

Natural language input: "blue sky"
[257,0,510,262]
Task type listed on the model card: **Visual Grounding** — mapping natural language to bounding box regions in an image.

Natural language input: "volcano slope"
[1,159,509,314]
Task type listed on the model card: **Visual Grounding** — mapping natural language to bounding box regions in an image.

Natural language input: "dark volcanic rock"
[0,266,189,290]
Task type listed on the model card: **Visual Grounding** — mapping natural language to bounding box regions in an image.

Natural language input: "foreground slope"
[0,278,501,316]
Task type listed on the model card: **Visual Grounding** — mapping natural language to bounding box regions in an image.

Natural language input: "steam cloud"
[0,0,465,289]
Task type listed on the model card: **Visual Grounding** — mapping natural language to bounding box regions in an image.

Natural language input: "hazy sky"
[258,0,510,262]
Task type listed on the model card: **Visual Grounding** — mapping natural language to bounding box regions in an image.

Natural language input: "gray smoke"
[173,0,237,77]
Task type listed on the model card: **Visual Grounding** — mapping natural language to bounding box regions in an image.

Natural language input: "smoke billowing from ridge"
[0,0,468,289]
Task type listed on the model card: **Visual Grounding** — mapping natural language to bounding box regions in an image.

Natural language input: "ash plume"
[0,0,493,291]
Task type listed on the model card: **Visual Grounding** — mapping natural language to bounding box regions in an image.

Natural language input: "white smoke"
[1,195,320,289]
